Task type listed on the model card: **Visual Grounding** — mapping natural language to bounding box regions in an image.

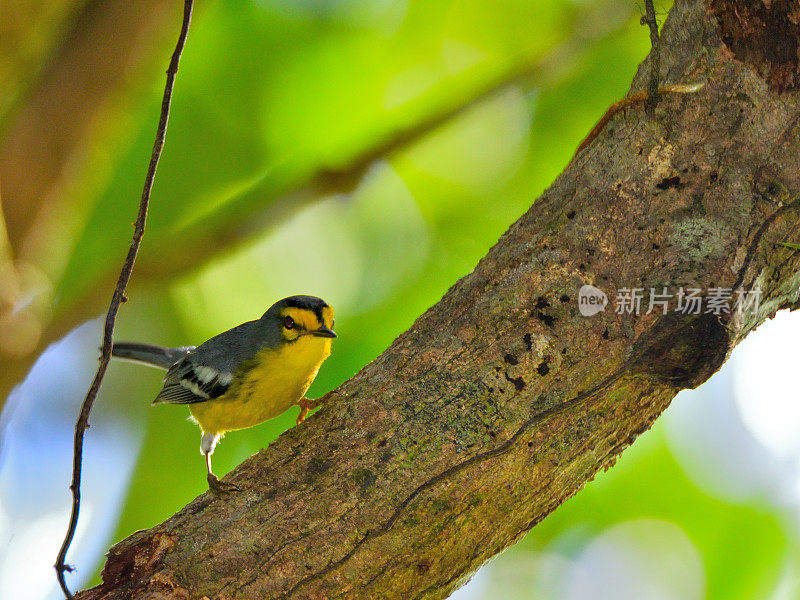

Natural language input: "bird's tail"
[111,342,195,370]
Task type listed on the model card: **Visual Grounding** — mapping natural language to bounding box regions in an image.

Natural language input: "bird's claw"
[296,405,309,425]
[207,473,241,495]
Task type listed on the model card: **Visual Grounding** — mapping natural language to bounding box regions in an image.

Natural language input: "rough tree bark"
[77,0,800,598]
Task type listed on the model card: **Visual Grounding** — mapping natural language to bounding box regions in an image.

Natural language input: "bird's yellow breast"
[189,336,331,435]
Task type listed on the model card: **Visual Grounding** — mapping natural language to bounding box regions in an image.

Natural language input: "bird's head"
[263,295,336,344]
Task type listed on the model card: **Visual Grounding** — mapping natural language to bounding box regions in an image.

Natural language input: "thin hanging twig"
[54,1,194,598]
[642,0,661,114]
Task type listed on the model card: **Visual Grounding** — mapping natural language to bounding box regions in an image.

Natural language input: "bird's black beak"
[311,326,337,338]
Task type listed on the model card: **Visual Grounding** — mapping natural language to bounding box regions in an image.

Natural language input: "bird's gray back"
[189,318,277,373]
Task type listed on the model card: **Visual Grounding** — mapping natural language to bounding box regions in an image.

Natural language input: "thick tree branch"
[78,0,800,598]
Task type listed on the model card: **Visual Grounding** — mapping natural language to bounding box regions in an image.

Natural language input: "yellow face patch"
[280,306,335,341]
[320,305,334,329]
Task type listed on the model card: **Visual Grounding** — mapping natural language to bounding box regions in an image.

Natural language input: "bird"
[111,295,336,493]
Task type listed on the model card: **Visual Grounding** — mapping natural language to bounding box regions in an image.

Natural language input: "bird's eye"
[284,316,295,330]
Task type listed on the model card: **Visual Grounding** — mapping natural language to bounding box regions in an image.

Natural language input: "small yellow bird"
[112,295,336,493]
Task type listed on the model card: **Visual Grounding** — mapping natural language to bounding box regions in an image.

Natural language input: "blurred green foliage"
[514,422,791,600]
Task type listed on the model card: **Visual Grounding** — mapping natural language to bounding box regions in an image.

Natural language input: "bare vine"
[54,2,195,597]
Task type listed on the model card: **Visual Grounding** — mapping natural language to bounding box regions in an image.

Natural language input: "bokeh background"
[2,0,800,598]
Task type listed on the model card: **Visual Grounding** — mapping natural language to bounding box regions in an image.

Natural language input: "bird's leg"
[296,397,321,425]
[201,432,240,494]
[206,451,241,494]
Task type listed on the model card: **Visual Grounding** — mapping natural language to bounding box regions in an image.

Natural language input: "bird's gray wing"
[152,320,266,405]
[152,358,233,404]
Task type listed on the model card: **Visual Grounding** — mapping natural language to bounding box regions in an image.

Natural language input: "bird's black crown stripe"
[283,295,328,324]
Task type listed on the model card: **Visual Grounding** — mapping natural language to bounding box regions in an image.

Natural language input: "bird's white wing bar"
[153,358,234,405]
[179,379,210,399]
